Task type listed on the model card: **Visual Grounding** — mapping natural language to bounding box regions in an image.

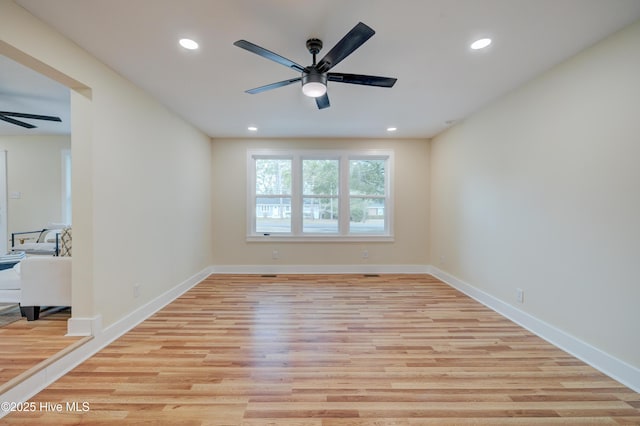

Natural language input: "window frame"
[247,149,394,242]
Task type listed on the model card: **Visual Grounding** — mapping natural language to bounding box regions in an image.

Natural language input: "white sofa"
[0,263,21,304]
[0,257,71,320]
[20,256,72,321]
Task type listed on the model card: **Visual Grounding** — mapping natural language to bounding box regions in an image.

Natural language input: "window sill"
[246,235,395,243]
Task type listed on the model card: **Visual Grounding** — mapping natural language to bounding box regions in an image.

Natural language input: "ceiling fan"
[0,111,62,129]
[234,22,397,109]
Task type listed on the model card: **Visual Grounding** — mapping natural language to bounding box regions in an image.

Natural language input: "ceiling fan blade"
[315,93,330,109]
[0,111,62,122]
[316,22,375,73]
[328,73,397,87]
[0,114,37,129]
[246,77,302,94]
[234,40,305,73]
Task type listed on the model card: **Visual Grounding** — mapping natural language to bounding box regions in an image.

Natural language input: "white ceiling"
[0,55,70,135]
[7,0,640,139]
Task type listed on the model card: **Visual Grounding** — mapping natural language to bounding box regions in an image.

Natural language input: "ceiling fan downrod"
[306,38,323,66]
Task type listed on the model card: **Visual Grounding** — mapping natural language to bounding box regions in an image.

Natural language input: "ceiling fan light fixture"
[301,71,327,98]
[302,82,326,98]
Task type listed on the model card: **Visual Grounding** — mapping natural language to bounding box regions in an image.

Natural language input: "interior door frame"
[0,150,7,255]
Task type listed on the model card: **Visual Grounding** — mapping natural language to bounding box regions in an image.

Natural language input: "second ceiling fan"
[0,111,61,129]
[234,22,397,109]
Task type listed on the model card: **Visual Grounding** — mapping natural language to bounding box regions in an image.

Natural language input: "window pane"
[350,198,385,234]
[303,159,339,195]
[303,197,338,233]
[256,197,291,233]
[349,159,385,196]
[256,159,291,195]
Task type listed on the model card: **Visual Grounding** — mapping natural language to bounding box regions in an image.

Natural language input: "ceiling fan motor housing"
[302,68,327,85]
[306,38,323,55]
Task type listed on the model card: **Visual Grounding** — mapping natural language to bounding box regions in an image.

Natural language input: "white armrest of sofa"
[20,256,72,320]
[0,263,21,304]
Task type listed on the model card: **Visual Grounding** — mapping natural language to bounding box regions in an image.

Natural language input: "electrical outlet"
[439,254,445,264]
[272,250,279,260]
[362,249,369,259]
[134,283,140,299]
[516,288,524,304]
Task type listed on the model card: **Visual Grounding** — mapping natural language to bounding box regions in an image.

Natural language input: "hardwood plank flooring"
[0,308,80,386]
[2,274,639,424]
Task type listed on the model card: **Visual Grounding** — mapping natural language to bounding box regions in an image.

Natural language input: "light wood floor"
[3,274,639,424]
[0,308,79,385]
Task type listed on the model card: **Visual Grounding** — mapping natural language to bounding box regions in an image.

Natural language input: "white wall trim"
[429,265,640,393]
[0,265,213,417]
[210,264,430,275]
[66,315,102,337]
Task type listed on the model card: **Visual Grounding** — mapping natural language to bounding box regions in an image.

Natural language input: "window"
[349,158,386,234]
[303,158,339,233]
[255,158,291,233]
[61,149,72,225]
[248,150,393,240]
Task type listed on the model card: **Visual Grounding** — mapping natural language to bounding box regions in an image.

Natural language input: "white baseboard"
[429,265,640,393]
[0,265,212,418]
[210,264,431,275]
[66,315,102,336]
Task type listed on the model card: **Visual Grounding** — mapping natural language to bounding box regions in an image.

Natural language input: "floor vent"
[260,274,277,278]
[363,274,380,277]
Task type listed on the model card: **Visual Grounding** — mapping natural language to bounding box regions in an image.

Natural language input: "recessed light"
[248,126,258,131]
[386,127,397,132]
[470,38,492,50]
[179,38,199,50]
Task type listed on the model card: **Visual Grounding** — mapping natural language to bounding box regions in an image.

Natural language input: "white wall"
[0,1,213,328]
[0,135,70,237]
[212,138,429,269]
[430,20,640,369]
